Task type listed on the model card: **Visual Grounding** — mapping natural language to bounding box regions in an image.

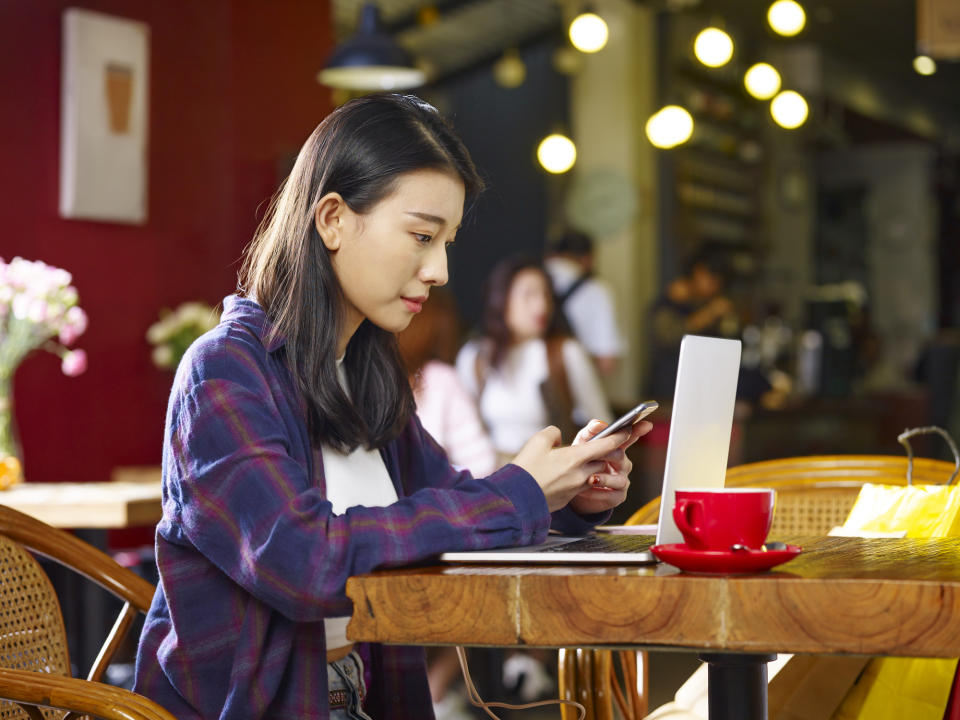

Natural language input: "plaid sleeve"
[166,356,551,623]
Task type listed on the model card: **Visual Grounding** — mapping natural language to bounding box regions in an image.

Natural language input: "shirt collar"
[221,294,287,353]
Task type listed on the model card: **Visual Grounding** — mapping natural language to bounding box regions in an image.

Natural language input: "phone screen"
[591,401,658,440]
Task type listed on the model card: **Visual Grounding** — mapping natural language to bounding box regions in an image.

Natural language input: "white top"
[455,337,612,455]
[414,360,497,477]
[322,362,399,650]
[545,256,624,358]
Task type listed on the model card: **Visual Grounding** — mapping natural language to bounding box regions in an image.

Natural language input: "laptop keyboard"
[539,534,656,553]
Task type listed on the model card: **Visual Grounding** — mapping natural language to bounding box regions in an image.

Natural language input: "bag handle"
[897,426,960,485]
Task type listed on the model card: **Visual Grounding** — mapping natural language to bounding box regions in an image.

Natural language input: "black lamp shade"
[318,3,426,90]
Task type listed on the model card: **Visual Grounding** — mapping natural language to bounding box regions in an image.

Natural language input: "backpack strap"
[556,272,591,310]
[542,336,578,443]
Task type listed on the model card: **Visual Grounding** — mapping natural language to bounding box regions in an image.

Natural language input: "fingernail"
[590,475,601,486]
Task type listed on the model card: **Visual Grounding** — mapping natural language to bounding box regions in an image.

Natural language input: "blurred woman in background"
[398,287,496,478]
[454,255,616,704]
[456,255,612,465]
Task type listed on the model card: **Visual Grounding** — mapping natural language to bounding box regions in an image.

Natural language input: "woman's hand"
[566,419,652,516]
[511,426,632,512]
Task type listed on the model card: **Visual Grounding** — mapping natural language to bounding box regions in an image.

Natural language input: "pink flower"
[59,306,89,345]
[61,349,88,377]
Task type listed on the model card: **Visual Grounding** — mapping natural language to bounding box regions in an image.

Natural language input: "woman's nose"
[420,242,449,286]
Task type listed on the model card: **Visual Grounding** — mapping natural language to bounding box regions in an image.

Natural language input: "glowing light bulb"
[913,55,937,75]
[770,90,808,129]
[645,106,694,149]
[493,49,526,88]
[744,63,781,100]
[537,134,577,173]
[569,12,609,53]
[767,0,806,37]
[694,27,734,68]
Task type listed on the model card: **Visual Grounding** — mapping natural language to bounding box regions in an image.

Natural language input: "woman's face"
[505,268,553,343]
[324,169,465,352]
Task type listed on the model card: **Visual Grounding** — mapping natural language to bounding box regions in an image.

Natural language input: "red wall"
[0,1,334,490]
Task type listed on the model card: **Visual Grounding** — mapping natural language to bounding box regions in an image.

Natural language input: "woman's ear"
[314,192,346,251]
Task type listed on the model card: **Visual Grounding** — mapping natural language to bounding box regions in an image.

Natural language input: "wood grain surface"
[0,470,162,529]
[346,536,960,657]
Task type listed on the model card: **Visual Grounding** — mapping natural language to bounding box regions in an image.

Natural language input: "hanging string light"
[767,0,806,37]
[645,106,694,149]
[694,27,734,68]
[493,48,526,88]
[744,62,782,100]
[537,134,577,173]
[569,8,609,53]
[913,55,937,75]
[770,90,808,129]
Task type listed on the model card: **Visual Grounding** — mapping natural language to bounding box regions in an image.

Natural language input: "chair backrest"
[0,506,175,720]
[0,505,155,676]
[0,534,71,720]
[627,455,959,535]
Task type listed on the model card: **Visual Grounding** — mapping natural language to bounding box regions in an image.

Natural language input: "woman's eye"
[413,233,432,244]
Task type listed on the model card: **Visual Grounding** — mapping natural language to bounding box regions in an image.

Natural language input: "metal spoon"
[730,541,788,552]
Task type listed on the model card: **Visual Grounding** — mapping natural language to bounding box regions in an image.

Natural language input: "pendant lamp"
[317,2,426,91]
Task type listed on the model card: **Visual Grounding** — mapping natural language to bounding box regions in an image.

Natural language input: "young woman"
[456,255,613,464]
[133,94,649,720]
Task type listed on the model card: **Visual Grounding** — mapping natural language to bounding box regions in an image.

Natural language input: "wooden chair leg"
[576,648,596,720]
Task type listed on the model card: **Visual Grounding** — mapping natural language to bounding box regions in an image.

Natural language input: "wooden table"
[346,536,960,719]
[0,467,163,528]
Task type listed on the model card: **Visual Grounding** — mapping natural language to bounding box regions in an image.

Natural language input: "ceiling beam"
[382,0,494,35]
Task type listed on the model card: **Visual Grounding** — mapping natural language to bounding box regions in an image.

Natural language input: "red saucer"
[650,543,802,574]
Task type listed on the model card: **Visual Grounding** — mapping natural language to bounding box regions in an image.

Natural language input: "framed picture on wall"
[59,8,150,224]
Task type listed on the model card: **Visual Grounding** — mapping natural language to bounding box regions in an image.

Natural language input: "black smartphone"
[591,401,658,440]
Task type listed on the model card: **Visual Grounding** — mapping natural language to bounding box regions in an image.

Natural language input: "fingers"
[588,470,628,491]
[573,419,607,445]
[570,476,630,515]
[575,418,654,450]
[570,429,628,462]
[531,425,563,450]
[618,420,652,450]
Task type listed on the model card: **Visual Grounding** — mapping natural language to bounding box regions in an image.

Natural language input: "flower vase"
[0,375,24,488]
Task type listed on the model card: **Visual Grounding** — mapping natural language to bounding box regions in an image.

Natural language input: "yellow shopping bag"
[832,427,960,720]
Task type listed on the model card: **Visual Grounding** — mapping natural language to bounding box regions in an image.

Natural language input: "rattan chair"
[558,444,959,720]
[0,504,176,720]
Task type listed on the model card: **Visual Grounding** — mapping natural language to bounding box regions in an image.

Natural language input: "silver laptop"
[439,335,742,564]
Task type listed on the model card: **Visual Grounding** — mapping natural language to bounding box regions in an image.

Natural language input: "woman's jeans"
[328,651,373,719]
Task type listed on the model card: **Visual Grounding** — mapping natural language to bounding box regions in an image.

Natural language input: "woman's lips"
[402,296,426,313]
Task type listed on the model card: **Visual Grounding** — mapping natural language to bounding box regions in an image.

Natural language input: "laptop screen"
[655,335,742,545]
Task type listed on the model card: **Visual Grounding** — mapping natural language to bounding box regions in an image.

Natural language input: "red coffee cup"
[672,488,775,551]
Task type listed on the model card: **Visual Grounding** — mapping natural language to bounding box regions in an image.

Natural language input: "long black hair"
[480,255,566,368]
[239,94,483,452]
